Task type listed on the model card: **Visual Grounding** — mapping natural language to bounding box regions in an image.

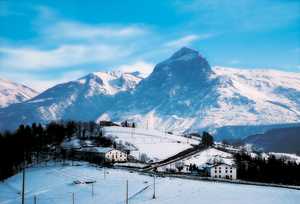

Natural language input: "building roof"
[208,162,236,168]
[80,147,114,153]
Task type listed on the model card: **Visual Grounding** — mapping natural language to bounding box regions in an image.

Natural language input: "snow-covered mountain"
[0,71,142,127]
[0,47,300,140]
[0,78,38,108]
[101,48,300,135]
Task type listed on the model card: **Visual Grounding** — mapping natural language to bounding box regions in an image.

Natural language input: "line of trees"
[0,121,105,181]
[235,152,300,185]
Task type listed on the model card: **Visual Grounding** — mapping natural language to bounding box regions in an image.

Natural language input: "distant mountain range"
[244,126,300,154]
[0,78,38,108]
[0,47,300,141]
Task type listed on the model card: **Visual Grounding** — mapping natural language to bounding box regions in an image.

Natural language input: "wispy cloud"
[165,34,214,48]
[44,21,148,40]
[0,44,132,70]
[165,35,199,48]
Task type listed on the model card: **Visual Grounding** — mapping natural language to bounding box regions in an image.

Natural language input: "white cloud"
[0,44,133,70]
[116,61,154,77]
[165,34,214,48]
[44,21,148,40]
[165,35,199,48]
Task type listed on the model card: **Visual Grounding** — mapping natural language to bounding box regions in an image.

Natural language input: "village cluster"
[61,124,238,180]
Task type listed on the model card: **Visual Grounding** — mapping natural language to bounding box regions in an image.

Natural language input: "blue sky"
[0,0,299,91]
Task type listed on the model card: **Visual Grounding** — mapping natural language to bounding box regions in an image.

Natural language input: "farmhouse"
[78,147,128,162]
[209,163,237,179]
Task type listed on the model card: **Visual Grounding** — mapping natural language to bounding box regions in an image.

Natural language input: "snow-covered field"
[1,163,300,204]
[103,127,198,161]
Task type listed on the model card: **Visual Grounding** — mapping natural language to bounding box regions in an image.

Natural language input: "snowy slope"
[102,126,199,162]
[182,147,234,168]
[1,164,299,204]
[268,152,300,164]
[0,78,38,108]
[207,67,300,129]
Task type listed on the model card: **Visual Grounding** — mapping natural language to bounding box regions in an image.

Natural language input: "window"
[230,170,232,173]
[215,171,217,173]
[215,175,217,178]
[219,175,221,178]
[219,171,221,173]
[230,175,232,179]
[225,170,228,173]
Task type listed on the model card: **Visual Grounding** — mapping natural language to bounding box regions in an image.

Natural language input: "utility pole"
[103,167,106,179]
[152,175,156,199]
[125,180,128,204]
[91,183,94,197]
[72,192,75,204]
[34,195,37,204]
[21,158,26,204]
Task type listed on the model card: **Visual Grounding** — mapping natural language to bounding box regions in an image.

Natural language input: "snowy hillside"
[208,67,300,129]
[1,163,299,204]
[102,126,199,162]
[0,47,300,141]
[0,78,38,108]
[261,152,300,164]
[181,147,234,168]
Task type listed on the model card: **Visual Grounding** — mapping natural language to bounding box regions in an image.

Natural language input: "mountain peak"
[170,47,199,59]
[76,70,142,96]
[148,47,212,83]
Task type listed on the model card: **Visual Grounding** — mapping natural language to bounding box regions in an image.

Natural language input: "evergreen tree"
[201,131,214,147]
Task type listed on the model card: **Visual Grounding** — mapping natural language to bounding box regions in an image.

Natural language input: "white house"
[209,163,237,180]
[80,147,128,162]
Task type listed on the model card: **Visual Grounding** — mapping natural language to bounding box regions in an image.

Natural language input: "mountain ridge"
[0,78,38,108]
[0,47,300,140]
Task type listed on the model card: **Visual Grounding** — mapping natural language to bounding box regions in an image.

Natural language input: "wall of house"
[105,150,127,162]
[210,164,237,180]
